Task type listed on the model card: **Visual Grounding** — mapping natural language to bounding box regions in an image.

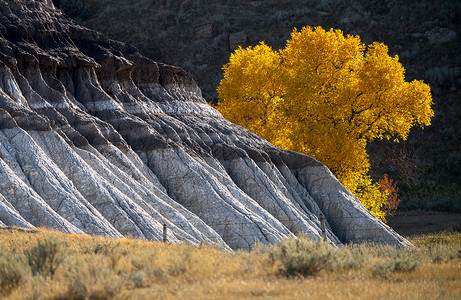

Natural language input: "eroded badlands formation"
[0,0,411,249]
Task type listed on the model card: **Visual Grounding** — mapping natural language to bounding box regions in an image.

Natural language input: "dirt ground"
[387,210,461,237]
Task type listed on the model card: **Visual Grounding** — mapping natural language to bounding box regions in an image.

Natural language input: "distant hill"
[56,0,461,211]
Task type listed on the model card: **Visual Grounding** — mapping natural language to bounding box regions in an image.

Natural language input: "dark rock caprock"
[0,0,411,249]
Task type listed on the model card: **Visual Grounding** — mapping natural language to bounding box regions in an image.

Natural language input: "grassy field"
[0,227,460,299]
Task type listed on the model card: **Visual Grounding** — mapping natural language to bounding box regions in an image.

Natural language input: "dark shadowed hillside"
[56,0,461,211]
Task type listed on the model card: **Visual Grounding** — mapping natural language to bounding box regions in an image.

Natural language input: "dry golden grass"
[0,227,460,299]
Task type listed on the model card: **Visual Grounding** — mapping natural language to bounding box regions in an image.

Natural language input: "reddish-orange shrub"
[378,174,400,216]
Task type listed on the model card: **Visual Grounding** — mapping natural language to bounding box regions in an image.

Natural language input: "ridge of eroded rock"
[0,0,410,249]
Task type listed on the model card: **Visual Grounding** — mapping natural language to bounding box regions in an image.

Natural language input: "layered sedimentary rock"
[0,0,410,249]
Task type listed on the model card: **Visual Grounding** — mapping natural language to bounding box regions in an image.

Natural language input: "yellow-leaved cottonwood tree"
[216,26,433,221]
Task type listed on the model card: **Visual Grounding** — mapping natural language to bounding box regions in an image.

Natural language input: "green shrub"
[276,238,333,277]
[63,255,122,299]
[372,249,420,278]
[332,243,367,270]
[129,271,148,288]
[167,246,192,277]
[270,236,365,277]
[0,254,26,295]
[25,238,63,278]
[97,242,123,269]
[80,240,126,269]
[429,244,461,263]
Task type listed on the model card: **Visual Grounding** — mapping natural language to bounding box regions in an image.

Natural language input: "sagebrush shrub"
[63,255,122,299]
[0,255,26,295]
[371,247,420,278]
[271,237,343,277]
[429,244,461,263]
[25,238,63,278]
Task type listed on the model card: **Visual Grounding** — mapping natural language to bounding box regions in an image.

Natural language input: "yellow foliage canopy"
[216,26,433,221]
